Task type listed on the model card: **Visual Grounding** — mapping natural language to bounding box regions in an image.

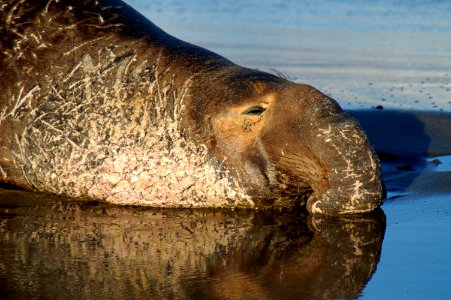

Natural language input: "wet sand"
[352,110,451,299]
[129,0,451,112]
[351,110,451,197]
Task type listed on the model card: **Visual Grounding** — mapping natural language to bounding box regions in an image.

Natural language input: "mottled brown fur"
[0,0,384,214]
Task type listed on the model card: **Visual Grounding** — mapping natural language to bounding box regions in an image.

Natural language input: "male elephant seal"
[0,0,385,215]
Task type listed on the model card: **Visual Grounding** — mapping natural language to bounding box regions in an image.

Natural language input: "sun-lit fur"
[0,0,384,214]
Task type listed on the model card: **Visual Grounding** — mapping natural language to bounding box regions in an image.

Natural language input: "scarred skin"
[0,0,385,215]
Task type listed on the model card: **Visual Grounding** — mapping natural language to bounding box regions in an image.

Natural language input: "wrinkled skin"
[196,73,385,214]
[0,0,385,215]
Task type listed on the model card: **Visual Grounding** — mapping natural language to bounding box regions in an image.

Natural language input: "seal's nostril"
[242,106,266,116]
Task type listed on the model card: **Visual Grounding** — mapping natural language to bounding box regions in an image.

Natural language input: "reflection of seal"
[0,0,384,214]
[0,193,386,299]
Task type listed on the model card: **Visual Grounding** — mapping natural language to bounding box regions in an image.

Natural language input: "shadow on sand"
[349,110,451,198]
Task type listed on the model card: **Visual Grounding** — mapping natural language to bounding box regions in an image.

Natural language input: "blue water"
[364,194,451,299]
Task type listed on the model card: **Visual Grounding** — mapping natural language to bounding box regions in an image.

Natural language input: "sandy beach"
[131,0,451,112]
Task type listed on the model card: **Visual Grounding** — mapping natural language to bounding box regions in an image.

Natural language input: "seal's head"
[191,68,385,215]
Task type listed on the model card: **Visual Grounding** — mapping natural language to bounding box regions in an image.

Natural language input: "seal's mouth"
[251,194,310,209]
[271,154,324,200]
[247,169,314,209]
[276,173,314,198]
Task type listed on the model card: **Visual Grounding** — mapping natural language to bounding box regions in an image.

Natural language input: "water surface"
[0,190,385,299]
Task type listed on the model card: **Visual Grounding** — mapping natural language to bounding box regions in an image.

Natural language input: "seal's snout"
[266,83,385,215]
[306,117,385,215]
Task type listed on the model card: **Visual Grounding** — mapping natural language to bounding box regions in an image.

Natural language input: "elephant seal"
[0,0,385,215]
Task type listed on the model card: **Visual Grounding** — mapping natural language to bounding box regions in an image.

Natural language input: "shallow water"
[0,190,385,299]
[353,110,451,299]
[2,0,451,299]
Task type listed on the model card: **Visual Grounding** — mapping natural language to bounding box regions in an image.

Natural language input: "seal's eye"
[242,106,266,116]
